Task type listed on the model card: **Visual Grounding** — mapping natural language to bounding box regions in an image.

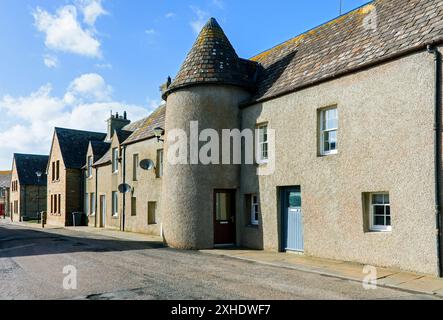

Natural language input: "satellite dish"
[118,183,132,194]
[140,159,155,171]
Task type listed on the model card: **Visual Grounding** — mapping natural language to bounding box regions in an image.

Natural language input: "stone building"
[0,171,11,218]
[80,0,443,276]
[10,154,48,222]
[46,128,106,227]
[158,0,443,276]
[84,108,165,235]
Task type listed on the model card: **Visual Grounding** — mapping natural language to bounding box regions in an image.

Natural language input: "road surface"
[0,222,437,300]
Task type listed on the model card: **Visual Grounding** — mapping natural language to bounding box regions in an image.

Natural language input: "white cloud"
[33,5,101,58]
[145,29,156,35]
[64,73,112,103]
[190,6,209,34]
[165,12,176,19]
[0,74,147,168]
[43,54,59,68]
[76,0,108,26]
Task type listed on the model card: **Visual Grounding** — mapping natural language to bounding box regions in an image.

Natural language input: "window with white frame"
[112,148,119,173]
[112,191,118,217]
[87,156,93,178]
[257,124,268,163]
[370,193,391,232]
[320,107,338,155]
[251,194,259,225]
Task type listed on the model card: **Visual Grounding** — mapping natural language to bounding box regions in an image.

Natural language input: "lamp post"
[36,171,42,223]
[154,127,165,143]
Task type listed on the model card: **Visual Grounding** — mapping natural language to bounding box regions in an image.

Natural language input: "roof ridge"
[250,0,375,61]
[55,127,106,136]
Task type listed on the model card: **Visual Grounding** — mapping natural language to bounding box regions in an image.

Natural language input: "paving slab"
[201,248,443,298]
[378,272,424,286]
[397,276,443,295]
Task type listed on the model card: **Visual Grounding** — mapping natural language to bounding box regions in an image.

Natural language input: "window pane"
[216,193,232,221]
[384,194,390,204]
[289,192,301,208]
[372,194,385,205]
[385,205,391,217]
[386,216,391,226]
[374,205,385,216]
[374,215,385,226]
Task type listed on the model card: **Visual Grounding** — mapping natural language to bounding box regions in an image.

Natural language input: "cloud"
[64,73,112,103]
[33,5,101,58]
[0,74,147,168]
[165,12,176,19]
[43,54,59,68]
[190,6,209,34]
[95,63,112,69]
[145,29,156,35]
[212,0,224,10]
[76,0,108,26]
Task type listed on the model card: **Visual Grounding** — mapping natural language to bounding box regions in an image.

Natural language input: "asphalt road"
[0,222,437,300]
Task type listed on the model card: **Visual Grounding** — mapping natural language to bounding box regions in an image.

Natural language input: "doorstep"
[200,249,443,298]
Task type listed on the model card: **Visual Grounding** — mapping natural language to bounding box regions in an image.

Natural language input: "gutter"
[428,45,443,277]
[241,39,443,109]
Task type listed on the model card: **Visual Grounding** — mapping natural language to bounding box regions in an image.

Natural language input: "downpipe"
[427,45,442,277]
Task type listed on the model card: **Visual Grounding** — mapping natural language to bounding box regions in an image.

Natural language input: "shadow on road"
[0,225,164,258]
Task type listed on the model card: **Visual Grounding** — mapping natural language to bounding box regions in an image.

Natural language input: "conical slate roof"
[164,18,257,98]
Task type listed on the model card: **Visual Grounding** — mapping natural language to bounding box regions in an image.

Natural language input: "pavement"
[0,219,441,300]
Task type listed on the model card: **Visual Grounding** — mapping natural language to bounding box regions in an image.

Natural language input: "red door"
[0,203,4,217]
[214,190,236,245]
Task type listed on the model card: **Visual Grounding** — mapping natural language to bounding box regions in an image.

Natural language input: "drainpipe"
[95,167,98,228]
[428,45,442,277]
[122,145,127,232]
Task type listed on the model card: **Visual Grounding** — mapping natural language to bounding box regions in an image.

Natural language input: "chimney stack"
[106,110,131,141]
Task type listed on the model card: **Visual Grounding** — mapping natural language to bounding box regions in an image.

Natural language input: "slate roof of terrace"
[166,0,443,105]
[55,128,107,169]
[13,154,48,186]
[0,171,12,189]
[123,105,166,146]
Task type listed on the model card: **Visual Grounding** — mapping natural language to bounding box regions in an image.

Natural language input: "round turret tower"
[161,18,257,249]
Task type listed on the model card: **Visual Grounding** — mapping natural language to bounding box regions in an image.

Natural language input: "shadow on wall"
[0,226,164,259]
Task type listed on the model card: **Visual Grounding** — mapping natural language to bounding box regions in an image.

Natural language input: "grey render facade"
[77,0,443,276]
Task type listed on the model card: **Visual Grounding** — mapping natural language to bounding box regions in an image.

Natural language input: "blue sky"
[0,0,369,169]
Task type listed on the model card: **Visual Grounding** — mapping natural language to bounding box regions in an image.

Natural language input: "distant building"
[0,171,11,218]
[84,108,165,235]
[46,128,106,227]
[10,154,48,222]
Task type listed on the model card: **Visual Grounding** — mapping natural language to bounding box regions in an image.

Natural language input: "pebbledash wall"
[239,49,441,275]
[162,86,250,249]
[124,138,164,236]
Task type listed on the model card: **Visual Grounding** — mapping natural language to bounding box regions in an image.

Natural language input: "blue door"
[281,187,304,252]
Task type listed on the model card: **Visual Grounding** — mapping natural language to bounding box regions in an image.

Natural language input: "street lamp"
[36,171,42,223]
[154,127,165,143]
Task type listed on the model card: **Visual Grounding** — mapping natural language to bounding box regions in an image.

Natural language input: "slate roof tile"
[55,128,106,169]
[13,154,48,186]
